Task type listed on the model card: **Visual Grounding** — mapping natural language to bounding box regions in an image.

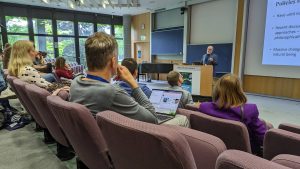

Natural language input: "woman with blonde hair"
[8,40,51,88]
[198,74,267,155]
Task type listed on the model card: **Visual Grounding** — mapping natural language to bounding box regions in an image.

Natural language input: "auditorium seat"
[177,108,252,153]
[13,79,47,130]
[25,84,74,161]
[6,75,17,94]
[279,123,300,135]
[264,129,300,160]
[47,95,112,169]
[272,154,300,169]
[165,125,226,169]
[216,150,295,169]
[97,111,197,169]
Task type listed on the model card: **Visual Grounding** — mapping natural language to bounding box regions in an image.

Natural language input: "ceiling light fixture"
[42,0,49,3]
[79,0,84,5]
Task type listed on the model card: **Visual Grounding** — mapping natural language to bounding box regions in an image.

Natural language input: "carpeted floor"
[0,123,69,169]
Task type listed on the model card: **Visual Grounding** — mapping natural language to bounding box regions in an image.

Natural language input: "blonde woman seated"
[8,40,51,88]
[197,74,268,155]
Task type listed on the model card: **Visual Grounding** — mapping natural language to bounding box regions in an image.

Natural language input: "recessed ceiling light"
[42,0,49,4]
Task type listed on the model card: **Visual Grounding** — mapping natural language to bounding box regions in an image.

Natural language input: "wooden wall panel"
[233,0,244,75]
[243,75,300,99]
[131,12,151,63]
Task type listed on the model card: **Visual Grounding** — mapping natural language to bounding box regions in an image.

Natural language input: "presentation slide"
[262,0,300,66]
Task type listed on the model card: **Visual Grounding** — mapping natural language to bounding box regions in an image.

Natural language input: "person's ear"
[133,69,138,78]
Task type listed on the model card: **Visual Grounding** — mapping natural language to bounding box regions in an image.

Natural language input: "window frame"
[0,3,123,66]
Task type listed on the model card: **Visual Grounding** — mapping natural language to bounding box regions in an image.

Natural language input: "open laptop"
[149,89,183,124]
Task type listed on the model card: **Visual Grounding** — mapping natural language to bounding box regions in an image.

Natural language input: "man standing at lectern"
[201,45,218,76]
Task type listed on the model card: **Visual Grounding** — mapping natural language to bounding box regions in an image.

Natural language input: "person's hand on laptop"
[117,65,138,89]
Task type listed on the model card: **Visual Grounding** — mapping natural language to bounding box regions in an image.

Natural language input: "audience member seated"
[8,40,52,88]
[197,74,267,155]
[33,51,52,73]
[167,71,194,108]
[32,52,56,83]
[54,57,74,80]
[69,32,157,123]
[115,58,152,98]
[2,43,11,70]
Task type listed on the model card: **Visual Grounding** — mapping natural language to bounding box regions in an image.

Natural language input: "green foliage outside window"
[5,16,28,33]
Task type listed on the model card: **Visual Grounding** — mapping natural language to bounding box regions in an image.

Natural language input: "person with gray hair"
[201,45,218,76]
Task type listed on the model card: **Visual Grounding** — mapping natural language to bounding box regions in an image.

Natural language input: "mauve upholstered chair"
[272,154,300,169]
[279,123,300,135]
[6,75,17,93]
[216,150,292,169]
[178,108,252,153]
[47,95,113,169]
[96,111,197,169]
[25,84,74,161]
[165,125,226,169]
[264,129,300,160]
[13,79,46,129]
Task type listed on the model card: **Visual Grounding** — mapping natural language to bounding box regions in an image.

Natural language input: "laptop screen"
[149,89,182,116]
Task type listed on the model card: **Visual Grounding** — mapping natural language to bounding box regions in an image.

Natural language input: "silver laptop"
[149,89,183,124]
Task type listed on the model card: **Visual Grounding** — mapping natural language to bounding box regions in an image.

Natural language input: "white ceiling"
[0,0,211,16]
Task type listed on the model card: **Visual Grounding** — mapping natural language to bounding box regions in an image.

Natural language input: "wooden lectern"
[173,65,213,97]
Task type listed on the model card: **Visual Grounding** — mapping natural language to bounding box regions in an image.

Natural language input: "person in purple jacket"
[198,74,267,155]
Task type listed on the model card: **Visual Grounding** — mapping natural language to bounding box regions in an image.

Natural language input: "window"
[97,24,111,34]
[6,16,29,45]
[78,22,94,36]
[79,38,87,67]
[6,16,28,33]
[114,25,124,61]
[0,26,3,50]
[33,18,54,58]
[8,35,29,44]
[58,37,76,62]
[57,20,74,36]
[114,25,123,39]
[57,20,76,62]
[34,36,54,58]
[33,18,53,34]
[78,22,94,67]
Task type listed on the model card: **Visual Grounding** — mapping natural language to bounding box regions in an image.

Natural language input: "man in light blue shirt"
[115,58,152,98]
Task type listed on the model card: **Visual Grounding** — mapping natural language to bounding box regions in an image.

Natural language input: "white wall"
[190,0,238,44]
[154,8,184,30]
[244,0,300,78]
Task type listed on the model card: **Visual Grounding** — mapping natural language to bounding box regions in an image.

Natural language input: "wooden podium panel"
[200,65,213,96]
[174,65,213,97]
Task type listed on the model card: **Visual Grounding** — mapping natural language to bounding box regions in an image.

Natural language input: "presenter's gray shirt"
[69,76,157,124]
[167,86,194,108]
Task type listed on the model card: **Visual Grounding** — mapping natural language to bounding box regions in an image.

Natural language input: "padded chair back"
[178,109,251,153]
[25,84,68,146]
[47,95,112,169]
[13,79,46,128]
[97,111,197,169]
[216,150,290,169]
[6,75,17,92]
[272,154,300,169]
[264,129,300,160]
[167,125,226,169]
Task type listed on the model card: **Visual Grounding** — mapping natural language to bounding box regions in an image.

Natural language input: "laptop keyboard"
[157,114,172,122]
